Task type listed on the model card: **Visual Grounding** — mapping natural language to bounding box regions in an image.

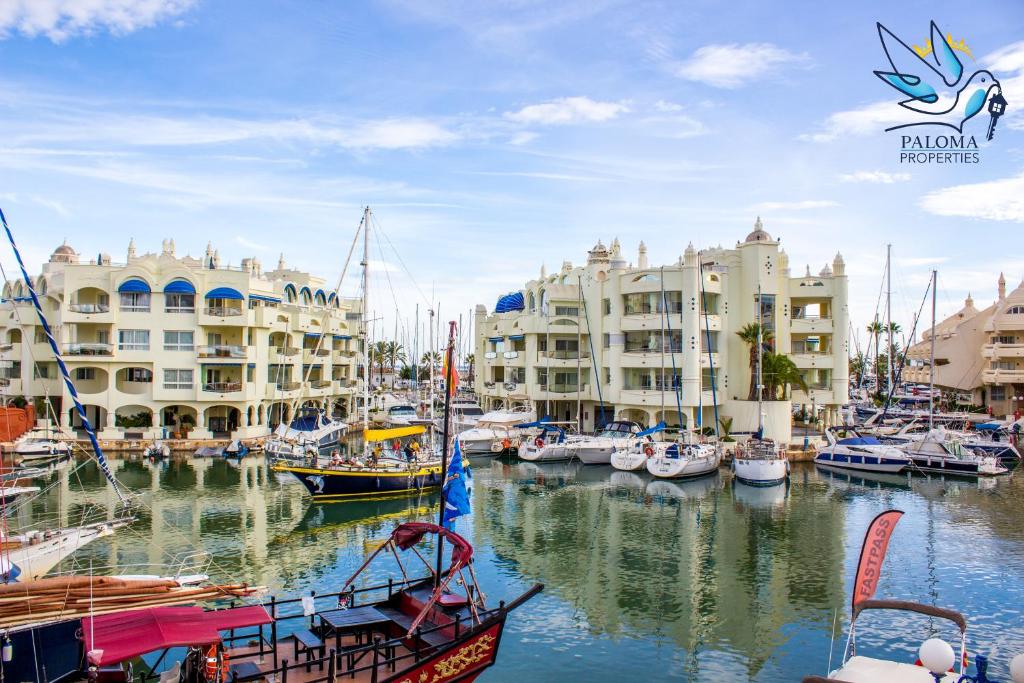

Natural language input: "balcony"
[69,303,109,314]
[983,368,1024,384]
[271,346,300,360]
[622,343,680,356]
[197,345,248,360]
[790,350,834,369]
[303,348,331,362]
[790,315,833,334]
[64,342,114,357]
[277,381,302,391]
[203,381,242,393]
[311,379,332,389]
[199,305,246,326]
[537,350,591,360]
[483,351,498,360]
[983,343,1024,359]
[538,382,588,394]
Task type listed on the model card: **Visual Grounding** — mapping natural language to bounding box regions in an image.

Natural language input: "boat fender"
[644,445,654,457]
[535,437,545,449]
[490,441,503,453]
[220,649,230,681]
[205,645,218,681]
[501,437,512,450]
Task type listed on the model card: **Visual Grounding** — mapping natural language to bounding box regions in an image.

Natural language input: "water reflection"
[9,454,1024,681]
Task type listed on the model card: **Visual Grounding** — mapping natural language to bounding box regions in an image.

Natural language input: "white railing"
[65,342,114,356]
[197,345,247,359]
[204,306,244,317]
[69,303,110,313]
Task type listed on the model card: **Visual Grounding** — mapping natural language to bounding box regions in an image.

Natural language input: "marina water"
[15,455,1024,681]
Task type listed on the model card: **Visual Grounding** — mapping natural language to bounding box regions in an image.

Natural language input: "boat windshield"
[389,406,417,415]
[456,407,484,416]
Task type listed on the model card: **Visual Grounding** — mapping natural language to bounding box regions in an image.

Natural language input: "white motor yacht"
[567,421,642,465]
[384,403,419,426]
[448,396,485,433]
[457,405,536,455]
[897,427,1007,476]
[13,437,72,463]
[814,428,910,473]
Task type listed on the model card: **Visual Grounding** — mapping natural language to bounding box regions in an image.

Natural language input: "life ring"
[643,445,654,457]
[535,437,545,449]
[205,645,219,681]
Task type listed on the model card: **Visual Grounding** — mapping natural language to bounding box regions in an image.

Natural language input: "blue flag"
[442,439,471,530]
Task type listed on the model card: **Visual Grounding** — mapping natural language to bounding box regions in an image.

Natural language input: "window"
[163,368,193,389]
[75,368,95,381]
[124,368,153,382]
[604,367,611,385]
[34,328,47,344]
[554,305,579,316]
[991,386,1006,401]
[1007,306,1024,315]
[120,292,151,312]
[118,329,150,351]
[164,330,194,351]
[602,298,611,316]
[247,365,255,382]
[602,333,610,348]
[33,363,49,379]
[165,293,195,313]
[991,361,1016,370]
[993,335,1016,345]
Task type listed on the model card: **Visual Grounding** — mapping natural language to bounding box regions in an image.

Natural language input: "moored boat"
[610,422,668,471]
[814,428,910,473]
[517,423,576,462]
[647,441,721,479]
[566,420,642,465]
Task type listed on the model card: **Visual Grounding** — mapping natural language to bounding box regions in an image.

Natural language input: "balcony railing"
[792,346,832,355]
[203,381,242,393]
[276,381,301,391]
[792,315,831,321]
[538,382,587,393]
[69,303,110,314]
[204,306,244,317]
[311,379,332,389]
[0,343,14,352]
[65,342,114,356]
[274,346,300,356]
[503,351,519,359]
[623,343,681,354]
[484,352,497,359]
[304,348,330,357]
[623,381,681,391]
[538,350,590,360]
[197,345,247,359]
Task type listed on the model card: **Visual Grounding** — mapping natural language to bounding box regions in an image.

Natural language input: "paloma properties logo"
[873,20,1007,164]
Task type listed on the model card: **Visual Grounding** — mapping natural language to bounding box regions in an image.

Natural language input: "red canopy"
[392,522,473,566]
[82,605,273,665]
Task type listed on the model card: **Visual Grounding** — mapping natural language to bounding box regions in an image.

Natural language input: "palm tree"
[762,352,808,400]
[383,341,407,388]
[866,320,884,389]
[736,322,774,400]
[420,350,441,369]
[370,341,389,385]
[465,353,475,384]
[849,352,867,386]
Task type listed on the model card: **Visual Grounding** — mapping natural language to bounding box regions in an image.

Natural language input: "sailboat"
[273,208,450,500]
[732,285,789,486]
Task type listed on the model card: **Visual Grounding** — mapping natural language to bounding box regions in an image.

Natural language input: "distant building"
[473,219,850,443]
[0,240,363,440]
[906,273,1024,416]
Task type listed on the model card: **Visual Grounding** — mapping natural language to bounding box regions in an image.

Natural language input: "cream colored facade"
[473,220,850,443]
[0,240,362,440]
[906,273,1024,416]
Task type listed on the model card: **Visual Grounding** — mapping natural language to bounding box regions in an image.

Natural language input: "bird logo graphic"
[874,20,1006,136]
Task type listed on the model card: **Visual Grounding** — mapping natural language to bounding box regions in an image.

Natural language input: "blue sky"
[1,0,1023,354]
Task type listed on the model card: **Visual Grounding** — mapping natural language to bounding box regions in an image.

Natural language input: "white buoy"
[1009,653,1024,683]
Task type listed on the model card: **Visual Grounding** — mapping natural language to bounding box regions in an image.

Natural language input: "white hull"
[647,445,721,479]
[3,521,120,582]
[610,447,650,471]
[814,446,909,473]
[14,440,72,461]
[732,456,789,486]
[572,442,616,465]
[518,441,573,462]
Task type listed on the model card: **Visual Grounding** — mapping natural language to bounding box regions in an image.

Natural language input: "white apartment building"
[473,220,850,443]
[906,273,1024,416]
[0,239,362,440]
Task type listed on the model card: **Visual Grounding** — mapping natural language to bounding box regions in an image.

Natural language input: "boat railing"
[215,579,527,683]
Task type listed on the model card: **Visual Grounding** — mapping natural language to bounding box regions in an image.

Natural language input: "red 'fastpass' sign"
[852,509,904,608]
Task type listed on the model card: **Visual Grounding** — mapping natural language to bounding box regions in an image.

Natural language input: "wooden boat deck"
[227,635,417,683]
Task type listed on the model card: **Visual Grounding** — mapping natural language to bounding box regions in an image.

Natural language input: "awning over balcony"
[117,278,151,294]
[509,334,526,341]
[205,287,243,300]
[495,292,524,313]
[487,336,504,342]
[249,293,281,303]
[163,279,196,294]
[333,334,352,340]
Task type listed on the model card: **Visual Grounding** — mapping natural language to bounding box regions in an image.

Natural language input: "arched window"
[300,286,312,306]
[284,283,297,303]
[1007,305,1024,315]
[528,292,536,311]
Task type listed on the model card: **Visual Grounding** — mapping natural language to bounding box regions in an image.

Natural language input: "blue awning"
[495,292,525,313]
[333,334,352,340]
[976,423,1002,431]
[249,294,281,303]
[508,334,526,341]
[304,332,323,338]
[487,336,504,343]
[163,279,195,294]
[205,287,244,300]
[118,278,151,294]
[514,417,551,428]
[837,436,882,445]
[637,421,667,437]
[247,363,256,368]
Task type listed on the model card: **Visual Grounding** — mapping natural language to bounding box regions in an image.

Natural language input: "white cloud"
[6,113,459,151]
[799,101,905,142]
[505,97,629,125]
[0,0,196,42]
[840,170,911,184]
[920,171,1024,222]
[751,200,839,211]
[653,100,683,112]
[235,235,270,252]
[674,43,809,88]
[508,131,539,146]
[28,194,70,217]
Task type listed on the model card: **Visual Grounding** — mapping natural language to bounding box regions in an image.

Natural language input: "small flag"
[442,439,471,530]
[443,354,459,397]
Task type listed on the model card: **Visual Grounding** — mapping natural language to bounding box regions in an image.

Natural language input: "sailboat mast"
[576,279,582,432]
[886,244,893,396]
[928,270,937,430]
[435,320,457,587]
[757,284,764,435]
[362,206,371,438]
[429,307,436,427]
[660,268,666,425]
